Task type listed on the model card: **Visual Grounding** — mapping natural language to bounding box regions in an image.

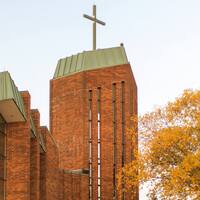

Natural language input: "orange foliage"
[118,90,200,200]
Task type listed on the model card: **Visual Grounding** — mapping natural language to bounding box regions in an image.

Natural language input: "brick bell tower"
[50,45,138,200]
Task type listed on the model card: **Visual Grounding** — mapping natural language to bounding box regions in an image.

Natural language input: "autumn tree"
[118,89,200,200]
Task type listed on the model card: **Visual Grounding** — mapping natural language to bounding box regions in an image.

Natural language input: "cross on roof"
[83,5,106,50]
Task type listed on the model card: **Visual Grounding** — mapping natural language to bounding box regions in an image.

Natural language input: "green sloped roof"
[30,115,46,152]
[53,46,129,79]
[30,115,37,137]
[39,132,46,152]
[0,71,26,120]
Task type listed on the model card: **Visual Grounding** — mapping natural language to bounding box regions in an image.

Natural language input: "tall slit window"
[121,81,125,166]
[97,87,101,200]
[0,115,6,200]
[112,83,117,199]
[88,90,93,200]
[130,88,134,161]
[121,81,125,200]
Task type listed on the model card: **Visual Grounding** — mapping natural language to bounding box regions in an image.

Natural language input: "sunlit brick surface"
[1,62,137,200]
[30,110,40,200]
[6,92,31,200]
[50,64,138,200]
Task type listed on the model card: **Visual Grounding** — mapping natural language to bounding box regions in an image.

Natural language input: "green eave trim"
[39,133,46,153]
[0,71,26,120]
[30,116,37,137]
[30,115,46,152]
[53,46,129,79]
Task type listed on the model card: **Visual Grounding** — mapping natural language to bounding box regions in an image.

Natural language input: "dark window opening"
[88,90,93,200]
[97,87,101,200]
[112,83,117,199]
[121,81,125,200]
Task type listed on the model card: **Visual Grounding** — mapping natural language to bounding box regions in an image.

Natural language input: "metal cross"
[83,5,106,50]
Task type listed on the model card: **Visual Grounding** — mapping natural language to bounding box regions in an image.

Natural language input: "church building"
[0,46,137,200]
[0,44,137,200]
[0,4,138,198]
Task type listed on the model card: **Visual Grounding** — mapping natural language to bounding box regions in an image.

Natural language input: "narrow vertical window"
[112,83,117,199]
[0,115,6,200]
[130,88,134,161]
[97,87,101,200]
[88,90,93,200]
[121,81,125,200]
[121,81,125,167]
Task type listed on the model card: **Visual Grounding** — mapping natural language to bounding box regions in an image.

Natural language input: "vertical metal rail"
[112,83,117,199]
[121,81,125,200]
[88,90,93,200]
[97,87,101,200]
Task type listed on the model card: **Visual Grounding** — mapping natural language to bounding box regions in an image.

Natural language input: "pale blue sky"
[1,0,200,198]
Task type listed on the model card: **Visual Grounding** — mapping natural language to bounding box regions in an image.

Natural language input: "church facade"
[0,46,138,200]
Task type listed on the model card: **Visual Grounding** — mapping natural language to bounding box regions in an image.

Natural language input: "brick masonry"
[30,109,40,200]
[40,126,61,200]
[1,63,137,200]
[39,152,46,200]
[62,172,88,200]
[50,64,138,200]
[4,93,62,200]
[6,91,31,200]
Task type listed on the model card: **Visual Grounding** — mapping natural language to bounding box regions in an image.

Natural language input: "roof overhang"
[0,71,26,123]
[0,99,26,122]
[64,168,89,175]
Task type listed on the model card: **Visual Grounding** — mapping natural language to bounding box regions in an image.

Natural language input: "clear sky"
[1,0,200,198]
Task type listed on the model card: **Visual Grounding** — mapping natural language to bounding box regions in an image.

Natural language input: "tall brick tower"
[50,46,138,200]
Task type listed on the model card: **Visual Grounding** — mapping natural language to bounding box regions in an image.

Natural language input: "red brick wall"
[63,173,88,200]
[40,152,46,200]
[41,127,60,200]
[6,91,31,200]
[50,72,86,170]
[85,64,137,200]
[39,127,46,200]
[80,175,88,200]
[30,109,40,200]
[50,64,138,200]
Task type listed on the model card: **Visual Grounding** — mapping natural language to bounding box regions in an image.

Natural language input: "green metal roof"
[30,116,37,137]
[53,46,129,79]
[39,132,46,153]
[30,115,46,152]
[0,71,26,120]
